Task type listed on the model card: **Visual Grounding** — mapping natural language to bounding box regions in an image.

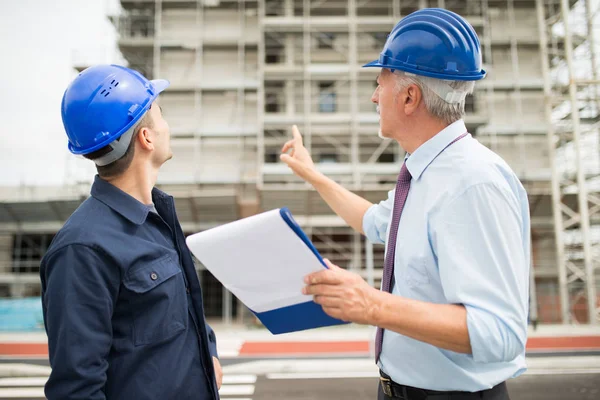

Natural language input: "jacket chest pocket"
[123,254,188,346]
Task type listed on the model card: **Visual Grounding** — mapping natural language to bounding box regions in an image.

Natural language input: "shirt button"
[150,272,158,280]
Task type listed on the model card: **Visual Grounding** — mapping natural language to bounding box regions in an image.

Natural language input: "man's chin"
[161,153,173,165]
[378,128,388,140]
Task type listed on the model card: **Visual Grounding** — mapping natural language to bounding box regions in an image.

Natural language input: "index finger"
[292,125,303,144]
[304,269,341,285]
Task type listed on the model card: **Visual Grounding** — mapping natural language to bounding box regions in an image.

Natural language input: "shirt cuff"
[363,204,385,244]
[466,304,525,364]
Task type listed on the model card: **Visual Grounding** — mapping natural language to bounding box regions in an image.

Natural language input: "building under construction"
[0,0,598,325]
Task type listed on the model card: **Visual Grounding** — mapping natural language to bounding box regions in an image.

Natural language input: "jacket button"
[150,272,158,280]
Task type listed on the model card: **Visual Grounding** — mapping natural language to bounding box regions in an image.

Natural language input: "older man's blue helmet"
[61,64,169,160]
[363,8,486,81]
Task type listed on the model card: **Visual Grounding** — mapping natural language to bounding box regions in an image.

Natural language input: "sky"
[0,0,121,187]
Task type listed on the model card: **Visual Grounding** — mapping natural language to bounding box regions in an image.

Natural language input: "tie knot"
[399,163,412,183]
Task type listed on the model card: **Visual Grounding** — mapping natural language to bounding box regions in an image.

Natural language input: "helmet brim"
[362,60,383,68]
[151,79,170,95]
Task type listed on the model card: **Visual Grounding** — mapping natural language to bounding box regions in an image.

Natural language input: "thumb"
[280,153,299,166]
[323,258,341,270]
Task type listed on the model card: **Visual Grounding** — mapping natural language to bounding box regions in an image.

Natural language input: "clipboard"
[185,207,348,334]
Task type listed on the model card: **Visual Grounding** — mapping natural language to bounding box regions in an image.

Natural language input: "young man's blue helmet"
[363,8,486,81]
[61,64,169,156]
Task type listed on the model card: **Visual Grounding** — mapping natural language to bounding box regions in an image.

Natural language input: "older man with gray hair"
[280,8,529,400]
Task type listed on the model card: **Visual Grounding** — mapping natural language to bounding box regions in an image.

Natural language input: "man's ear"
[137,126,154,151]
[404,84,422,116]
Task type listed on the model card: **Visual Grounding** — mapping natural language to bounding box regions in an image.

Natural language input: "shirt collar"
[405,119,468,181]
[90,175,169,225]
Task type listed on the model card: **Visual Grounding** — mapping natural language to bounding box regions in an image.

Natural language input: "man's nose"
[371,86,380,104]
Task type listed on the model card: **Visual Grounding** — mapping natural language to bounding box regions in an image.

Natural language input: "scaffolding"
[109,0,261,322]
[2,0,599,326]
[258,0,556,298]
[537,0,600,324]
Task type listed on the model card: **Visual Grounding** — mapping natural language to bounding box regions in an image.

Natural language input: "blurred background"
[0,0,599,399]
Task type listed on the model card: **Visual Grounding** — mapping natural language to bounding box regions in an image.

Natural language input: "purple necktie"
[374,132,468,363]
[374,162,411,363]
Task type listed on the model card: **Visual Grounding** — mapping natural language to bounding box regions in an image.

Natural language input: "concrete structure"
[0,0,598,325]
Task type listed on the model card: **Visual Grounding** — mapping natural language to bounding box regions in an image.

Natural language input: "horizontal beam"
[0,273,40,284]
[262,162,554,181]
[261,15,482,31]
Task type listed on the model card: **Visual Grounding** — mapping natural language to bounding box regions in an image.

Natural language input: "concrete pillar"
[0,234,13,274]
[365,237,374,287]
[284,0,293,16]
[286,80,296,115]
[352,231,361,273]
[10,283,26,298]
[285,35,295,66]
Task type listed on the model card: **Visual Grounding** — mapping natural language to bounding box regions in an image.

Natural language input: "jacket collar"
[90,175,170,225]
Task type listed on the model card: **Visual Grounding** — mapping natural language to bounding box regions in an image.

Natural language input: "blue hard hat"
[61,64,169,155]
[363,8,486,81]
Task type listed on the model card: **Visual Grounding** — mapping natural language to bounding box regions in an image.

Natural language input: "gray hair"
[393,71,475,125]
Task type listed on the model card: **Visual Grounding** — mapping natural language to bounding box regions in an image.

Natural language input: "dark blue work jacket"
[40,176,219,400]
